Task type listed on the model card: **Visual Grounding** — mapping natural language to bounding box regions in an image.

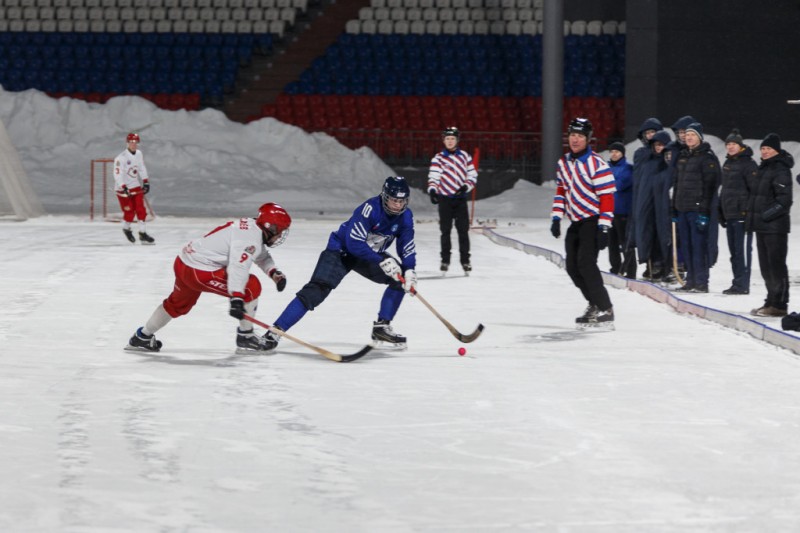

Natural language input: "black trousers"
[565,217,612,311]
[756,232,789,310]
[608,214,636,278]
[438,196,470,265]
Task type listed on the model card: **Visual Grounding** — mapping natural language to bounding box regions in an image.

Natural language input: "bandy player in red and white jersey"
[126,203,292,354]
[114,132,154,244]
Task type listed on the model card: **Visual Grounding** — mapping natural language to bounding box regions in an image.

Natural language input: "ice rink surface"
[3,216,800,532]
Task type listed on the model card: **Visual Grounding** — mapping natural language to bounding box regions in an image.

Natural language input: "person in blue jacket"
[264,176,418,350]
[606,142,636,278]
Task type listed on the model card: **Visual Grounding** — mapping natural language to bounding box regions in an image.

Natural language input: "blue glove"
[671,210,679,223]
[550,218,561,238]
[696,214,710,232]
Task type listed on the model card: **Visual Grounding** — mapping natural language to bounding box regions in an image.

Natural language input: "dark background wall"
[624,0,800,142]
[564,0,800,142]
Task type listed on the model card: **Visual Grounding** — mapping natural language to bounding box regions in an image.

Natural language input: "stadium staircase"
[224,0,371,123]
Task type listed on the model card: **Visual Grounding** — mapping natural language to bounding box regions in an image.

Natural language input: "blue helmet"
[381,176,410,216]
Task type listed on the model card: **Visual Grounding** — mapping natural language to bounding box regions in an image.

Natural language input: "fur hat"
[608,142,626,156]
[685,122,703,141]
[761,132,781,152]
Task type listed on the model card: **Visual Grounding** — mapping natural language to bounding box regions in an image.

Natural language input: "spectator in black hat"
[747,133,794,317]
[719,129,757,295]
[606,142,636,278]
[672,122,721,293]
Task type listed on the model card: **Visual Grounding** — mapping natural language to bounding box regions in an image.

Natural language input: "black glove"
[719,217,727,229]
[119,185,130,197]
[229,297,245,320]
[457,184,468,195]
[597,226,610,250]
[142,181,150,194]
[550,219,561,238]
[428,190,439,205]
[270,269,287,292]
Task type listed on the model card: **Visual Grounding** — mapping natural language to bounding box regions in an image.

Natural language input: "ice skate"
[122,228,135,243]
[462,263,472,276]
[578,307,615,331]
[125,327,163,352]
[139,231,155,245]
[371,319,407,350]
[235,328,277,354]
[575,304,598,325]
[440,262,449,275]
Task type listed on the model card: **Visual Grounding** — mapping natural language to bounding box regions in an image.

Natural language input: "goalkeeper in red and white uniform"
[114,132,154,244]
[126,203,292,354]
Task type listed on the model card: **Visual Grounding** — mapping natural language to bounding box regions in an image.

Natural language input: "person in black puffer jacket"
[719,129,758,295]
[671,122,721,293]
[747,133,794,317]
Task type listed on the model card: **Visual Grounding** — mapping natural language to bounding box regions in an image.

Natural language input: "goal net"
[0,118,45,220]
[90,158,155,222]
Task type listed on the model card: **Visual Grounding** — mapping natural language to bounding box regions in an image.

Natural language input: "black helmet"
[442,126,460,139]
[567,117,592,138]
[381,176,410,216]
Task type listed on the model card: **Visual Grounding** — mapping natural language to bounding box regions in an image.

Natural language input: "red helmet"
[256,203,291,247]
[127,132,140,143]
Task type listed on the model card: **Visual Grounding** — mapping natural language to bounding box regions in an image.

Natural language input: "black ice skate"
[440,262,449,274]
[235,328,276,354]
[462,263,472,276]
[125,327,163,352]
[575,304,598,324]
[371,319,407,350]
[123,228,136,243]
[578,307,615,331]
[139,232,155,245]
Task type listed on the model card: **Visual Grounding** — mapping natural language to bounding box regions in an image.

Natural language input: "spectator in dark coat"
[672,122,721,293]
[747,133,794,317]
[628,118,665,278]
[719,129,758,295]
[631,130,673,281]
[665,115,696,169]
[607,142,636,278]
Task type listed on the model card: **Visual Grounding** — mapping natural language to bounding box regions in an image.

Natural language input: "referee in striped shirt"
[427,126,478,274]
[550,118,617,326]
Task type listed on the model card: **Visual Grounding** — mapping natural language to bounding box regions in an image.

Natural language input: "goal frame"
[90,158,155,222]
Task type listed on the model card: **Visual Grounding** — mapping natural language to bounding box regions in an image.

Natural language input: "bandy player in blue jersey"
[263,176,418,350]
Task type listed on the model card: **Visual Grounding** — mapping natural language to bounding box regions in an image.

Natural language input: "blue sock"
[378,287,405,322]
[274,298,309,331]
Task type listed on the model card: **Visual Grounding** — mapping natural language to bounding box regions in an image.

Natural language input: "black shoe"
[123,228,135,243]
[674,284,694,292]
[723,286,749,295]
[236,328,276,352]
[440,262,449,272]
[590,307,614,324]
[462,263,471,274]
[689,285,708,293]
[127,327,162,352]
[139,232,155,244]
[575,304,598,324]
[372,319,407,345]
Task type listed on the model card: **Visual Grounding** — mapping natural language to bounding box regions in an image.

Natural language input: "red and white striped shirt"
[550,150,616,227]
[427,149,478,197]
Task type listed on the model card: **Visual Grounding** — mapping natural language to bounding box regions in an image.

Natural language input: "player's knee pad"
[163,296,195,318]
[296,282,331,311]
[243,275,262,302]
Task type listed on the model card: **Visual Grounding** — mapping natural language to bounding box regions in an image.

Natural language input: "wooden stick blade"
[455,323,485,343]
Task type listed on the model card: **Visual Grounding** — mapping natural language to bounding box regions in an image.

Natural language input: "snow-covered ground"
[3,89,800,531]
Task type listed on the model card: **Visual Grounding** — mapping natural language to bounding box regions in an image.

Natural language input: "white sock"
[143,305,172,336]
[138,221,146,233]
[239,299,259,331]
